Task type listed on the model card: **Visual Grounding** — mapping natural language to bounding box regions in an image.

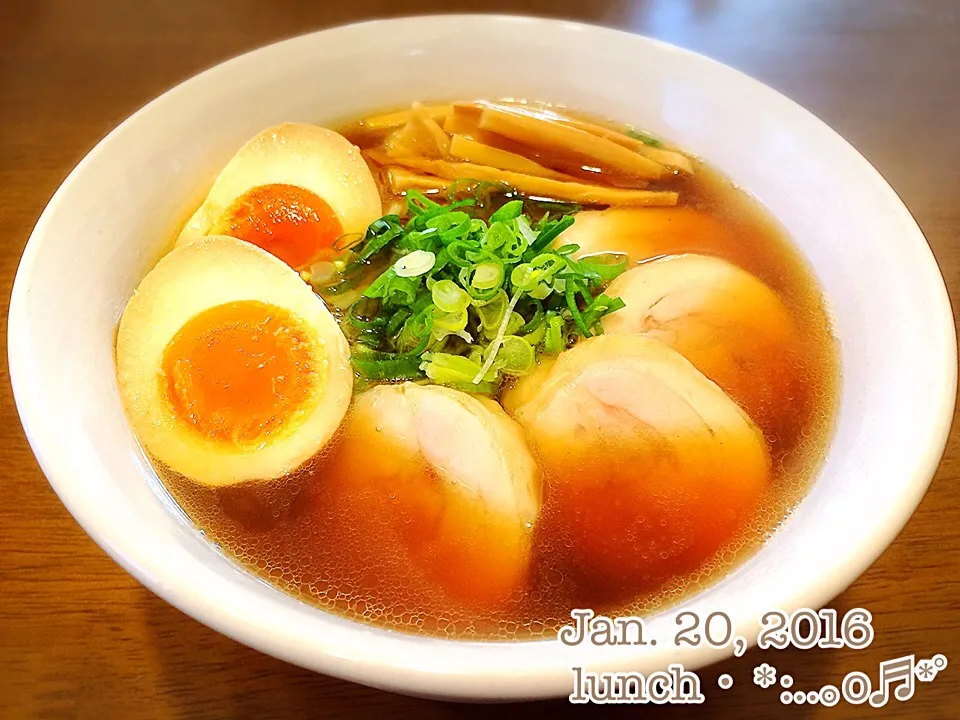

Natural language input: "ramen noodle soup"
[115,101,838,639]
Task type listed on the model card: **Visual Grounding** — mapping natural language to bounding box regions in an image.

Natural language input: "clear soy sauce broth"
[160,103,839,640]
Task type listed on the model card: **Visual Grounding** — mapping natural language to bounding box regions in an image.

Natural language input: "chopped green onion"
[396,308,434,355]
[420,353,501,394]
[431,279,471,313]
[362,267,396,299]
[352,352,425,381]
[322,189,630,395]
[467,346,484,366]
[383,274,420,307]
[515,216,538,246]
[517,299,544,335]
[471,261,504,290]
[446,240,477,268]
[510,263,538,291]
[482,222,513,253]
[471,287,507,308]
[355,329,384,349]
[625,129,663,147]
[394,250,436,278]
[348,297,383,330]
[529,214,575,253]
[579,252,629,282]
[385,307,411,337]
[431,247,451,274]
[505,311,525,336]
[422,353,484,383]
[411,288,434,313]
[331,232,365,253]
[565,280,591,338]
[412,198,474,230]
[404,190,439,217]
[356,218,403,261]
[427,210,471,233]
[530,252,566,280]
[581,294,627,329]
[496,335,535,376]
[443,379,501,395]
[445,179,509,208]
[521,321,546,347]
[461,281,501,303]
[434,308,468,332]
[473,292,522,383]
[308,260,337,286]
[502,225,530,259]
[489,199,523,224]
[544,313,565,354]
[475,290,508,338]
[528,282,552,300]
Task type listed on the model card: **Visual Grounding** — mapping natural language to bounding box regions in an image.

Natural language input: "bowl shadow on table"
[141,584,846,719]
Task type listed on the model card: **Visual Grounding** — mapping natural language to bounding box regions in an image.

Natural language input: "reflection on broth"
[117,100,839,640]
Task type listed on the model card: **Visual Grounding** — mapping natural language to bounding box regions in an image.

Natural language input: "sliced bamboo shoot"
[385,104,451,160]
[459,101,693,174]
[478,106,664,180]
[443,104,484,136]
[565,120,694,173]
[386,166,450,194]
[366,150,677,207]
[361,104,452,131]
[448,135,573,180]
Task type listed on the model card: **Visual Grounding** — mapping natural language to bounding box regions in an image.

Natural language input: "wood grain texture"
[1,1,957,717]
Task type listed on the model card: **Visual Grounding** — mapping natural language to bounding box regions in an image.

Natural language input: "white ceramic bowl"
[9,15,956,701]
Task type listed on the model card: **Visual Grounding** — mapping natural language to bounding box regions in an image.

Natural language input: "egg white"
[176,122,382,248]
[116,235,353,486]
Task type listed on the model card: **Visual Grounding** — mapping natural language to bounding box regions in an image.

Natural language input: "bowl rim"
[8,13,957,701]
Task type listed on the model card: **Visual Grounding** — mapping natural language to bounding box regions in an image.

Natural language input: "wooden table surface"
[2,1,958,718]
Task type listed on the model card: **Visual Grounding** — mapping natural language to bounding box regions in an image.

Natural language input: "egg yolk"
[221,184,344,269]
[161,300,320,447]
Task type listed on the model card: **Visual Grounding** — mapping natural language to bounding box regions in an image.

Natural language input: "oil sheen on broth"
[156,102,838,640]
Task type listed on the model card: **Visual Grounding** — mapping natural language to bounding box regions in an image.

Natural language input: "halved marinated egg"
[503,334,770,596]
[328,382,542,606]
[176,123,382,269]
[116,235,353,486]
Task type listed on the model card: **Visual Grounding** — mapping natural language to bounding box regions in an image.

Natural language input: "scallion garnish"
[626,128,664,147]
[308,190,630,393]
[393,249,436,277]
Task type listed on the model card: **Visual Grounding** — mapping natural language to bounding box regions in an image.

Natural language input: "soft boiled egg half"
[176,123,382,269]
[116,236,353,486]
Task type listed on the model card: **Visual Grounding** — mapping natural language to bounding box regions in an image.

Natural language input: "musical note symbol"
[869,655,915,707]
